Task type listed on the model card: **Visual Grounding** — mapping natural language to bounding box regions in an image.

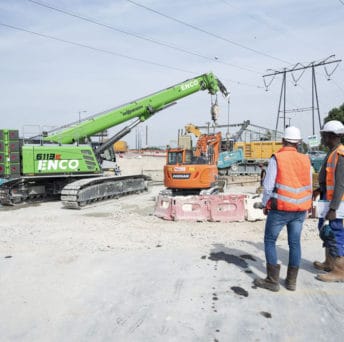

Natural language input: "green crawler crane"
[0,72,228,208]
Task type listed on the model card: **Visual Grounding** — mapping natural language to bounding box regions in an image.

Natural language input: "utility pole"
[263,55,341,137]
[145,125,148,147]
[78,110,87,123]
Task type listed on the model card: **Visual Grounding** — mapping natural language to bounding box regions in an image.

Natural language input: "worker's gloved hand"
[253,202,264,209]
[319,221,335,242]
[253,202,269,215]
[326,209,336,221]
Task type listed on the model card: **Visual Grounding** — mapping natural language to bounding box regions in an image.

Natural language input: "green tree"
[324,103,344,124]
[263,130,272,141]
[323,103,344,144]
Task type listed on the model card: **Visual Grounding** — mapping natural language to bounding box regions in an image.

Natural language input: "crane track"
[0,174,150,208]
[61,174,150,209]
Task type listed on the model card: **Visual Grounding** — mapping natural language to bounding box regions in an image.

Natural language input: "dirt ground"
[1,155,344,341]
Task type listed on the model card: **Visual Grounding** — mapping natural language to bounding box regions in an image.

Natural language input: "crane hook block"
[211,104,220,123]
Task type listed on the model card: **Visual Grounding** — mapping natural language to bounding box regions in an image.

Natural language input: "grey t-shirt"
[318,144,344,210]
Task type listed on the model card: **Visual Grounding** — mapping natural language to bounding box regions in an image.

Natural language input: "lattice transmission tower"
[263,55,341,137]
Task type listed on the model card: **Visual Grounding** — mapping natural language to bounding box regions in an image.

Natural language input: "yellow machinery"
[234,141,282,160]
[113,140,128,153]
[184,124,202,138]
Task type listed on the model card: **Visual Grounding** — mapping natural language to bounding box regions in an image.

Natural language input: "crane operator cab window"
[167,151,183,165]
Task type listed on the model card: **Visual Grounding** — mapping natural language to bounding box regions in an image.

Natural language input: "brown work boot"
[254,264,280,292]
[285,266,299,291]
[316,256,344,282]
[313,248,334,272]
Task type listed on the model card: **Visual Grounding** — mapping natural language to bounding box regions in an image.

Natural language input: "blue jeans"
[264,210,307,267]
[318,218,344,257]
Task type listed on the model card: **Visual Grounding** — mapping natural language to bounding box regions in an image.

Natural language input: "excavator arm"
[185,124,202,138]
[43,73,228,144]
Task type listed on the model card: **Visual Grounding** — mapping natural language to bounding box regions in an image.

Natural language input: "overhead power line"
[126,0,291,65]
[0,21,263,88]
[27,0,258,75]
[332,79,344,96]
[0,22,192,74]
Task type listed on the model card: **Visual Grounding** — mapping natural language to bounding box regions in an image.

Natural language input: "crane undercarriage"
[0,174,149,209]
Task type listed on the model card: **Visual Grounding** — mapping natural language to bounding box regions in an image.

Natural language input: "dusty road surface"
[1,155,344,341]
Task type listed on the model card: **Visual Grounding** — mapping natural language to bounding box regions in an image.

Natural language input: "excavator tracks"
[61,174,149,209]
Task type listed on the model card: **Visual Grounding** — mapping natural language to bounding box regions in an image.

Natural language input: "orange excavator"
[163,131,222,195]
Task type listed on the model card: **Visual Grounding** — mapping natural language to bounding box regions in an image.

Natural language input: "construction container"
[113,140,128,153]
[0,129,20,178]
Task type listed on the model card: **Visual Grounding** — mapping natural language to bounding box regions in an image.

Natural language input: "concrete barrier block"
[172,196,209,222]
[245,195,265,221]
[154,195,173,220]
[208,194,246,222]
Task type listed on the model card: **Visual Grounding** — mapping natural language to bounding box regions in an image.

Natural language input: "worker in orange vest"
[313,120,344,282]
[254,126,312,292]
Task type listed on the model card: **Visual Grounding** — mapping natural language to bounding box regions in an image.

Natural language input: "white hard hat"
[283,126,301,143]
[320,120,344,135]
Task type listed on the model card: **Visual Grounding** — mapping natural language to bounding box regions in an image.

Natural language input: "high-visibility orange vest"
[267,146,312,211]
[325,144,344,201]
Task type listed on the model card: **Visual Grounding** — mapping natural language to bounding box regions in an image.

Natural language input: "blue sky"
[0,0,343,147]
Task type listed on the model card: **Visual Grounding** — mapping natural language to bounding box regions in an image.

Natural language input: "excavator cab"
[163,132,221,195]
[167,149,183,165]
[167,149,195,165]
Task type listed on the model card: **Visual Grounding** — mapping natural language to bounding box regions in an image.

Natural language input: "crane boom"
[44,72,228,144]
